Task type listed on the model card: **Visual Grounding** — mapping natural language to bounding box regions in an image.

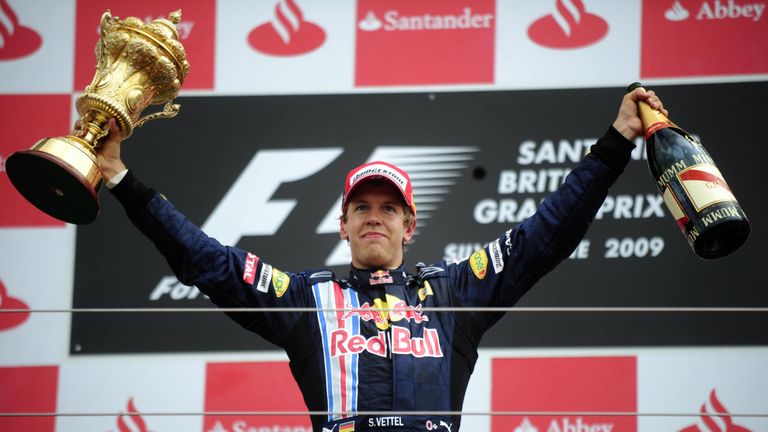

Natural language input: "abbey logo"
[148,146,477,302]
[663,0,765,22]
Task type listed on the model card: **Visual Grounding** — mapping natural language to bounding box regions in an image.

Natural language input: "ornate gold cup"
[6,10,190,224]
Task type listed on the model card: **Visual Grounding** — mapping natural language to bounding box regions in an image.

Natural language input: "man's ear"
[339,217,348,241]
[403,219,416,242]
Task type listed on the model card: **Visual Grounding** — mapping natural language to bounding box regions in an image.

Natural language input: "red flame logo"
[0,0,42,60]
[248,0,325,56]
[527,0,608,49]
[680,389,752,432]
[0,278,30,331]
[115,398,153,432]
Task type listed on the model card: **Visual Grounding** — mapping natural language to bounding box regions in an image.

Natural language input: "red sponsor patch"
[492,356,637,432]
[641,0,768,77]
[527,0,609,49]
[243,252,259,285]
[0,95,69,227]
[0,0,43,60]
[248,0,326,56]
[74,0,215,90]
[0,366,58,432]
[355,0,495,86]
[204,361,311,431]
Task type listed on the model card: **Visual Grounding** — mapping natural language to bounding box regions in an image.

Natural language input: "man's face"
[340,181,415,270]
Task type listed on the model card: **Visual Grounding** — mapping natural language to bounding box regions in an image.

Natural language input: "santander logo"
[0,278,30,331]
[248,0,326,56]
[679,389,751,432]
[528,0,608,49]
[666,0,691,21]
[663,0,766,22]
[113,398,153,432]
[0,0,42,60]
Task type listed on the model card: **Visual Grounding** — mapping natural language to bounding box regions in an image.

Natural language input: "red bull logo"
[330,327,443,358]
[342,294,429,330]
[369,269,394,285]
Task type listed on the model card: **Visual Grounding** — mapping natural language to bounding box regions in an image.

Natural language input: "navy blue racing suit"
[110,126,635,431]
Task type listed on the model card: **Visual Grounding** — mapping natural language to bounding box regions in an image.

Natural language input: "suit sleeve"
[448,126,635,326]
[109,170,310,348]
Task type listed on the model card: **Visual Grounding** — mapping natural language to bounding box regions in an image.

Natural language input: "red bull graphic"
[528,0,609,49]
[679,389,751,432]
[343,298,429,329]
[368,269,394,285]
[248,0,326,56]
[330,326,443,358]
[0,278,29,331]
[0,0,42,60]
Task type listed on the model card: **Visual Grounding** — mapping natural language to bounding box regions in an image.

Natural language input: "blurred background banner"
[1,1,766,431]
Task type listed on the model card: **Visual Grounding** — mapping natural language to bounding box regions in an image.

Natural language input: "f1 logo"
[149,146,476,301]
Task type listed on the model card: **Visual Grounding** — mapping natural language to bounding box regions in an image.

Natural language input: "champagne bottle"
[628,82,750,259]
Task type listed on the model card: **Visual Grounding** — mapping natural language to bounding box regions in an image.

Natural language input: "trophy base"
[6,137,102,225]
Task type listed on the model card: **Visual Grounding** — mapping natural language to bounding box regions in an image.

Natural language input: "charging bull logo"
[343,293,429,330]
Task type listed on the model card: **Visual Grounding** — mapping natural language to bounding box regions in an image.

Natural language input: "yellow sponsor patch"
[272,269,290,298]
[418,281,434,301]
[470,249,488,280]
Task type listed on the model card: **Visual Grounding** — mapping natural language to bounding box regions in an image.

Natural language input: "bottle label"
[645,121,670,140]
[677,163,735,212]
[662,187,689,230]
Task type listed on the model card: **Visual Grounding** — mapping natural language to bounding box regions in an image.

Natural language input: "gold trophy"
[6,10,190,224]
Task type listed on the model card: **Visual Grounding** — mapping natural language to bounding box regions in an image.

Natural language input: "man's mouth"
[362,232,387,240]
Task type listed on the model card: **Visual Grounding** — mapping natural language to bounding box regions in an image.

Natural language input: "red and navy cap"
[342,161,416,216]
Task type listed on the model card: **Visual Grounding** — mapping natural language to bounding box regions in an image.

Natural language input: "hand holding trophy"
[6,10,190,224]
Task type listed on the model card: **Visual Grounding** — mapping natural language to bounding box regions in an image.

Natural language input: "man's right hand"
[94,118,127,183]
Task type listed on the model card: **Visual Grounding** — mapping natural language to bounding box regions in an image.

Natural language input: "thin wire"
[1,307,767,313]
[1,410,767,418]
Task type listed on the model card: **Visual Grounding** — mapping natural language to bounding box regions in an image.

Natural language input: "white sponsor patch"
[256,263,273,293]
[490,239,504,274]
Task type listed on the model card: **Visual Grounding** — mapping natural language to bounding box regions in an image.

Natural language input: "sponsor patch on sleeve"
[489,239,504,274]
[271,269,290,298]
[418,281,434,301]
[256,263,273,293]
[469,249,488,280]
[243,253,259,285]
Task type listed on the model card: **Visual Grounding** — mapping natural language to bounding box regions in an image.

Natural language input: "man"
[97,88,665,431]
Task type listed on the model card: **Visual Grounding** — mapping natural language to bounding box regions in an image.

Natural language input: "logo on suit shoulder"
[470,249,488,280]
[272,269,290,297]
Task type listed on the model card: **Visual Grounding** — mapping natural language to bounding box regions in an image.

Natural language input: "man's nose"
[365,208,383,224]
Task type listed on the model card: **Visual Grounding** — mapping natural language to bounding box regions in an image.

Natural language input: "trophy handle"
[134,101,180,129]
